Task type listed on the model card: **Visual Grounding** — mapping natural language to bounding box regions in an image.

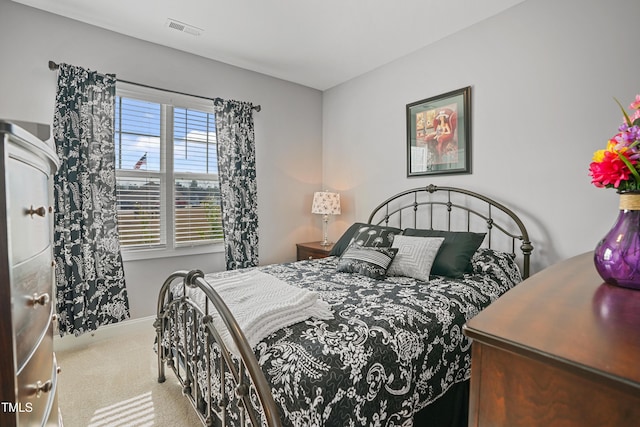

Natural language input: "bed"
[155,184,533,427]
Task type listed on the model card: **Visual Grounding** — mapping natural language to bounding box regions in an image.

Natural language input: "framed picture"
[407,86,471,177]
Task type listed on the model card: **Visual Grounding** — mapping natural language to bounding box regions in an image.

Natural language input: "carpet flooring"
[55,317,202,427]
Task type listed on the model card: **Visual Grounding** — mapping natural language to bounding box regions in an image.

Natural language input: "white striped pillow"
[336,245,398,279]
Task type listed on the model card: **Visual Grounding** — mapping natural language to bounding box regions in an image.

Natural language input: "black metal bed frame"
[155,185,533,427]
[155,270,281,427]
[367,184,533,278]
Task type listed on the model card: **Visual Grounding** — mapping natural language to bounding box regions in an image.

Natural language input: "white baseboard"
[53,315,156,352]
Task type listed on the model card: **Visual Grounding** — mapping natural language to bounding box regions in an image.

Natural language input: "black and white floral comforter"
[171,248,521,426]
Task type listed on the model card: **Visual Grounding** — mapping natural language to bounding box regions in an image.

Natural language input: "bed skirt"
[414,380,469,427]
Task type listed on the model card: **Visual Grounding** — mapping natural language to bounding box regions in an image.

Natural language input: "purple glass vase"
[594,194,640,290]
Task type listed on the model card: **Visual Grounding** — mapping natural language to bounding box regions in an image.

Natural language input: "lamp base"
[320,215,332,247]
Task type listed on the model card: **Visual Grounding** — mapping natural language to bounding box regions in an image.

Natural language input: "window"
[114,83,223,258]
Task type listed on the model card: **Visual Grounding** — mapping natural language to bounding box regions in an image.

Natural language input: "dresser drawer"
[17,322,56,427]
[8,155,52,266]
[42,366,60,427]
[12,248,54,366]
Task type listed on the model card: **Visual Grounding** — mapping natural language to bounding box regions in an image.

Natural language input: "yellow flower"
[592,149,607,162]
[593,139,626,162]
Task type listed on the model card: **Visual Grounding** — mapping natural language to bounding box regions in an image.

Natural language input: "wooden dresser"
[463,252,640,427]
[0,121,61,426]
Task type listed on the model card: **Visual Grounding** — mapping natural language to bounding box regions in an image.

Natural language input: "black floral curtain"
[214,99,259,270]
[53,63,130,336]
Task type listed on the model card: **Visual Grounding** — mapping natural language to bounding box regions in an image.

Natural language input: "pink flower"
[589,150,635,188]
[631,94,640,110]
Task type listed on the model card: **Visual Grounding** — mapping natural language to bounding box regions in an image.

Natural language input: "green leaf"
[616,151,640,184]
[615,97,633,126]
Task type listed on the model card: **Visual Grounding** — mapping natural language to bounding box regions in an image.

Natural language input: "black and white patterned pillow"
[472,247,522,283]
[330,223,402,257]
[337,245,398,279]
[349,224,401,248]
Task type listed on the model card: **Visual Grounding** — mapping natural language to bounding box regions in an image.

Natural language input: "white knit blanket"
[179,269,333,357]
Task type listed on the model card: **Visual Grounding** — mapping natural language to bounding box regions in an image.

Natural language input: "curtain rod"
[48,60,261,112]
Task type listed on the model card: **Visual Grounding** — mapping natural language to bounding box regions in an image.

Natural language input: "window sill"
[121,242,225,262]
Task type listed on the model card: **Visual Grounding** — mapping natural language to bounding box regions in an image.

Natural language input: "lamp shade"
[311,191,341,215]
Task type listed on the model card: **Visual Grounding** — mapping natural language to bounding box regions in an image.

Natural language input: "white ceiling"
[13,0,525,90]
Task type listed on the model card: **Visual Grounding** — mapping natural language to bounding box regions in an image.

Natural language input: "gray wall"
[0,0,324,318]
[3,0,639,318]
[322,0,640,273]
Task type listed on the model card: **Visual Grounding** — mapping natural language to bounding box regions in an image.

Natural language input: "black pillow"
[329,223,402,257]
[402,229,486,278]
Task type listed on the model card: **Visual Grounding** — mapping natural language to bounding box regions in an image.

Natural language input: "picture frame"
[406,86,471,177]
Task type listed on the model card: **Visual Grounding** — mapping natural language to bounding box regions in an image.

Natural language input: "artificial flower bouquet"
[589,95,640,191]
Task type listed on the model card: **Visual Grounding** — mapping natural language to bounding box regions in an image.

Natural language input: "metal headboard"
[367,184,533,278]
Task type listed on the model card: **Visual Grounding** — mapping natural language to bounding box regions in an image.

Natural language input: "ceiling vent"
[166,18,203,36]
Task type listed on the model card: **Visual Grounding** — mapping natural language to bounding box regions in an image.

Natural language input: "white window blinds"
[173,108,222,244]
[114,86,222,251]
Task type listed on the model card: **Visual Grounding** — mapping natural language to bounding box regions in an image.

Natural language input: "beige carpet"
[55,318,203,427]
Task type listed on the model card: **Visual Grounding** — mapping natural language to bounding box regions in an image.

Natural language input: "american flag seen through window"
[134,152,147,169]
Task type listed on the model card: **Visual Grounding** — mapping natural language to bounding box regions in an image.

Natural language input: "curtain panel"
[214,99,259,270]
[52,63,130,336]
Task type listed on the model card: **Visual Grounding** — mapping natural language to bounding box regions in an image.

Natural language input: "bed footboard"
[155,269,281,427]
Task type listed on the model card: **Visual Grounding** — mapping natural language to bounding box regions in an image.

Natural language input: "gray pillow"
[386,235,445,282]
[402,229,486,278]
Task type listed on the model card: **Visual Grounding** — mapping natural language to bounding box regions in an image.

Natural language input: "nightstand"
[296,241,335,261]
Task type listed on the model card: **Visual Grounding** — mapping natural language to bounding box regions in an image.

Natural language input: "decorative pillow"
[336,245,398,279]
[350,224,401,248]
[386,235,445,282]
[329,223,402,257]
[472,247,522,283]
[402,229,486,278]
[329,222,367,256]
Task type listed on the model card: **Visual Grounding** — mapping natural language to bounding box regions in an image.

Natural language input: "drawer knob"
[30,380,53,398]
[26,205,47,218]
[29,292,50,308]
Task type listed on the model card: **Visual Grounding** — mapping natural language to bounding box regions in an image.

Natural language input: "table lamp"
[311,191,341,246]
